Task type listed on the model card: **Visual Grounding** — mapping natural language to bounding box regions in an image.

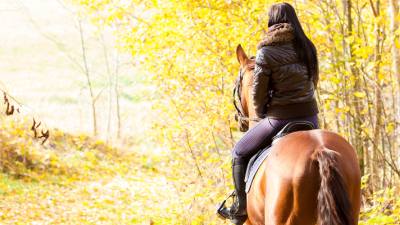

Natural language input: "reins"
[233,68,261,123]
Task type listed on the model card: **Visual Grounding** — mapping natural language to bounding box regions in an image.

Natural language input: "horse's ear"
[236,44,248,65]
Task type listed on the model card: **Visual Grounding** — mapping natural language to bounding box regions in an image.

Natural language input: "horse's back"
[246,129,361,225]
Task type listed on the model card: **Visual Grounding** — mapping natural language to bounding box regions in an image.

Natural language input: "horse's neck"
[241,75,258,128]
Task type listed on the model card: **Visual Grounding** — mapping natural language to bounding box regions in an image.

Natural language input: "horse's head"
[234,44,257,131]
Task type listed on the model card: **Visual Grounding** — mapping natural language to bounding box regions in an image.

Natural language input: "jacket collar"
[257,23,295,49]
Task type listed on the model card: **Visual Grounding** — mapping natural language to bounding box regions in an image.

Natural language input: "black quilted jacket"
[253,23,318,119]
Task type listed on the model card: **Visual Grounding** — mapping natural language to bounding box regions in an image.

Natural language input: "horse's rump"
[246,130,361,225]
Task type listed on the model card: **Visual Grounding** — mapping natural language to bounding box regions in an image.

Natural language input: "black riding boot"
[217,158,248,225]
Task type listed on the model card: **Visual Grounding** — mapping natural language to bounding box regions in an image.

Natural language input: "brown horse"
[235,44,361,225]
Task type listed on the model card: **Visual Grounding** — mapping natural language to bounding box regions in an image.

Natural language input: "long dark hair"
[268,3,319,85]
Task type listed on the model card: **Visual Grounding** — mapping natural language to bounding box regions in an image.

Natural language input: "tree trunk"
[114,53,121,138]
[101,34,113,142]
[389,0,400,87]
[345,0,364,175]
[79,20,97,136]
[371,0,383,191]
[389,0,400,173]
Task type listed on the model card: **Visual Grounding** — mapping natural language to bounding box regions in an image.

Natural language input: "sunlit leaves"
[354,91,367,98]
[359,187,400,225]
[69,0,400,223]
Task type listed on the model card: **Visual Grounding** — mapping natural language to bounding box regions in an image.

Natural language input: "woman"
[218,3,319,224]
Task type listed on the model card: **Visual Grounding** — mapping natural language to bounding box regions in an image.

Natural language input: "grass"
[0,174,39,195]
[0,116,181,224]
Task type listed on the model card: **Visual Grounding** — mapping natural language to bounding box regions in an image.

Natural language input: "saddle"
[244,121,315,193]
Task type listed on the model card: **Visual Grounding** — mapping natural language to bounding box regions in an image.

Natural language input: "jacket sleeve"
[252,47,272,119]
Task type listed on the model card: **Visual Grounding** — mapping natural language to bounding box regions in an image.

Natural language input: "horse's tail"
[316,148,353,225]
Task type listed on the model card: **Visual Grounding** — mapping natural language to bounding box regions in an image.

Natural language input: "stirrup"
[217,191,247,224]
[216,191,235,219]
[217,202,247,225]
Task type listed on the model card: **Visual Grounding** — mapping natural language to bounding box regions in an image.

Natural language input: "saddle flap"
[245,146,271,193]
[244,120,315,193]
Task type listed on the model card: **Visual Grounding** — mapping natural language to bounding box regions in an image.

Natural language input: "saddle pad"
[244,145,272,193]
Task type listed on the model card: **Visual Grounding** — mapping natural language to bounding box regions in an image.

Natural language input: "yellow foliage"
[354,91,367,98]
[44,0,400,223]
[0,116,120,180]
[359,186,400,225]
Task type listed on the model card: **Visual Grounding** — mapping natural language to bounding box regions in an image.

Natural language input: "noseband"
[233,68,261,129]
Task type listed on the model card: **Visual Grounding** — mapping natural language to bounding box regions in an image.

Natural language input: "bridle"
[233,67,261,127]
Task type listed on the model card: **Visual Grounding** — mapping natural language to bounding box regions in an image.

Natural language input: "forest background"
[0,0,399,224]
